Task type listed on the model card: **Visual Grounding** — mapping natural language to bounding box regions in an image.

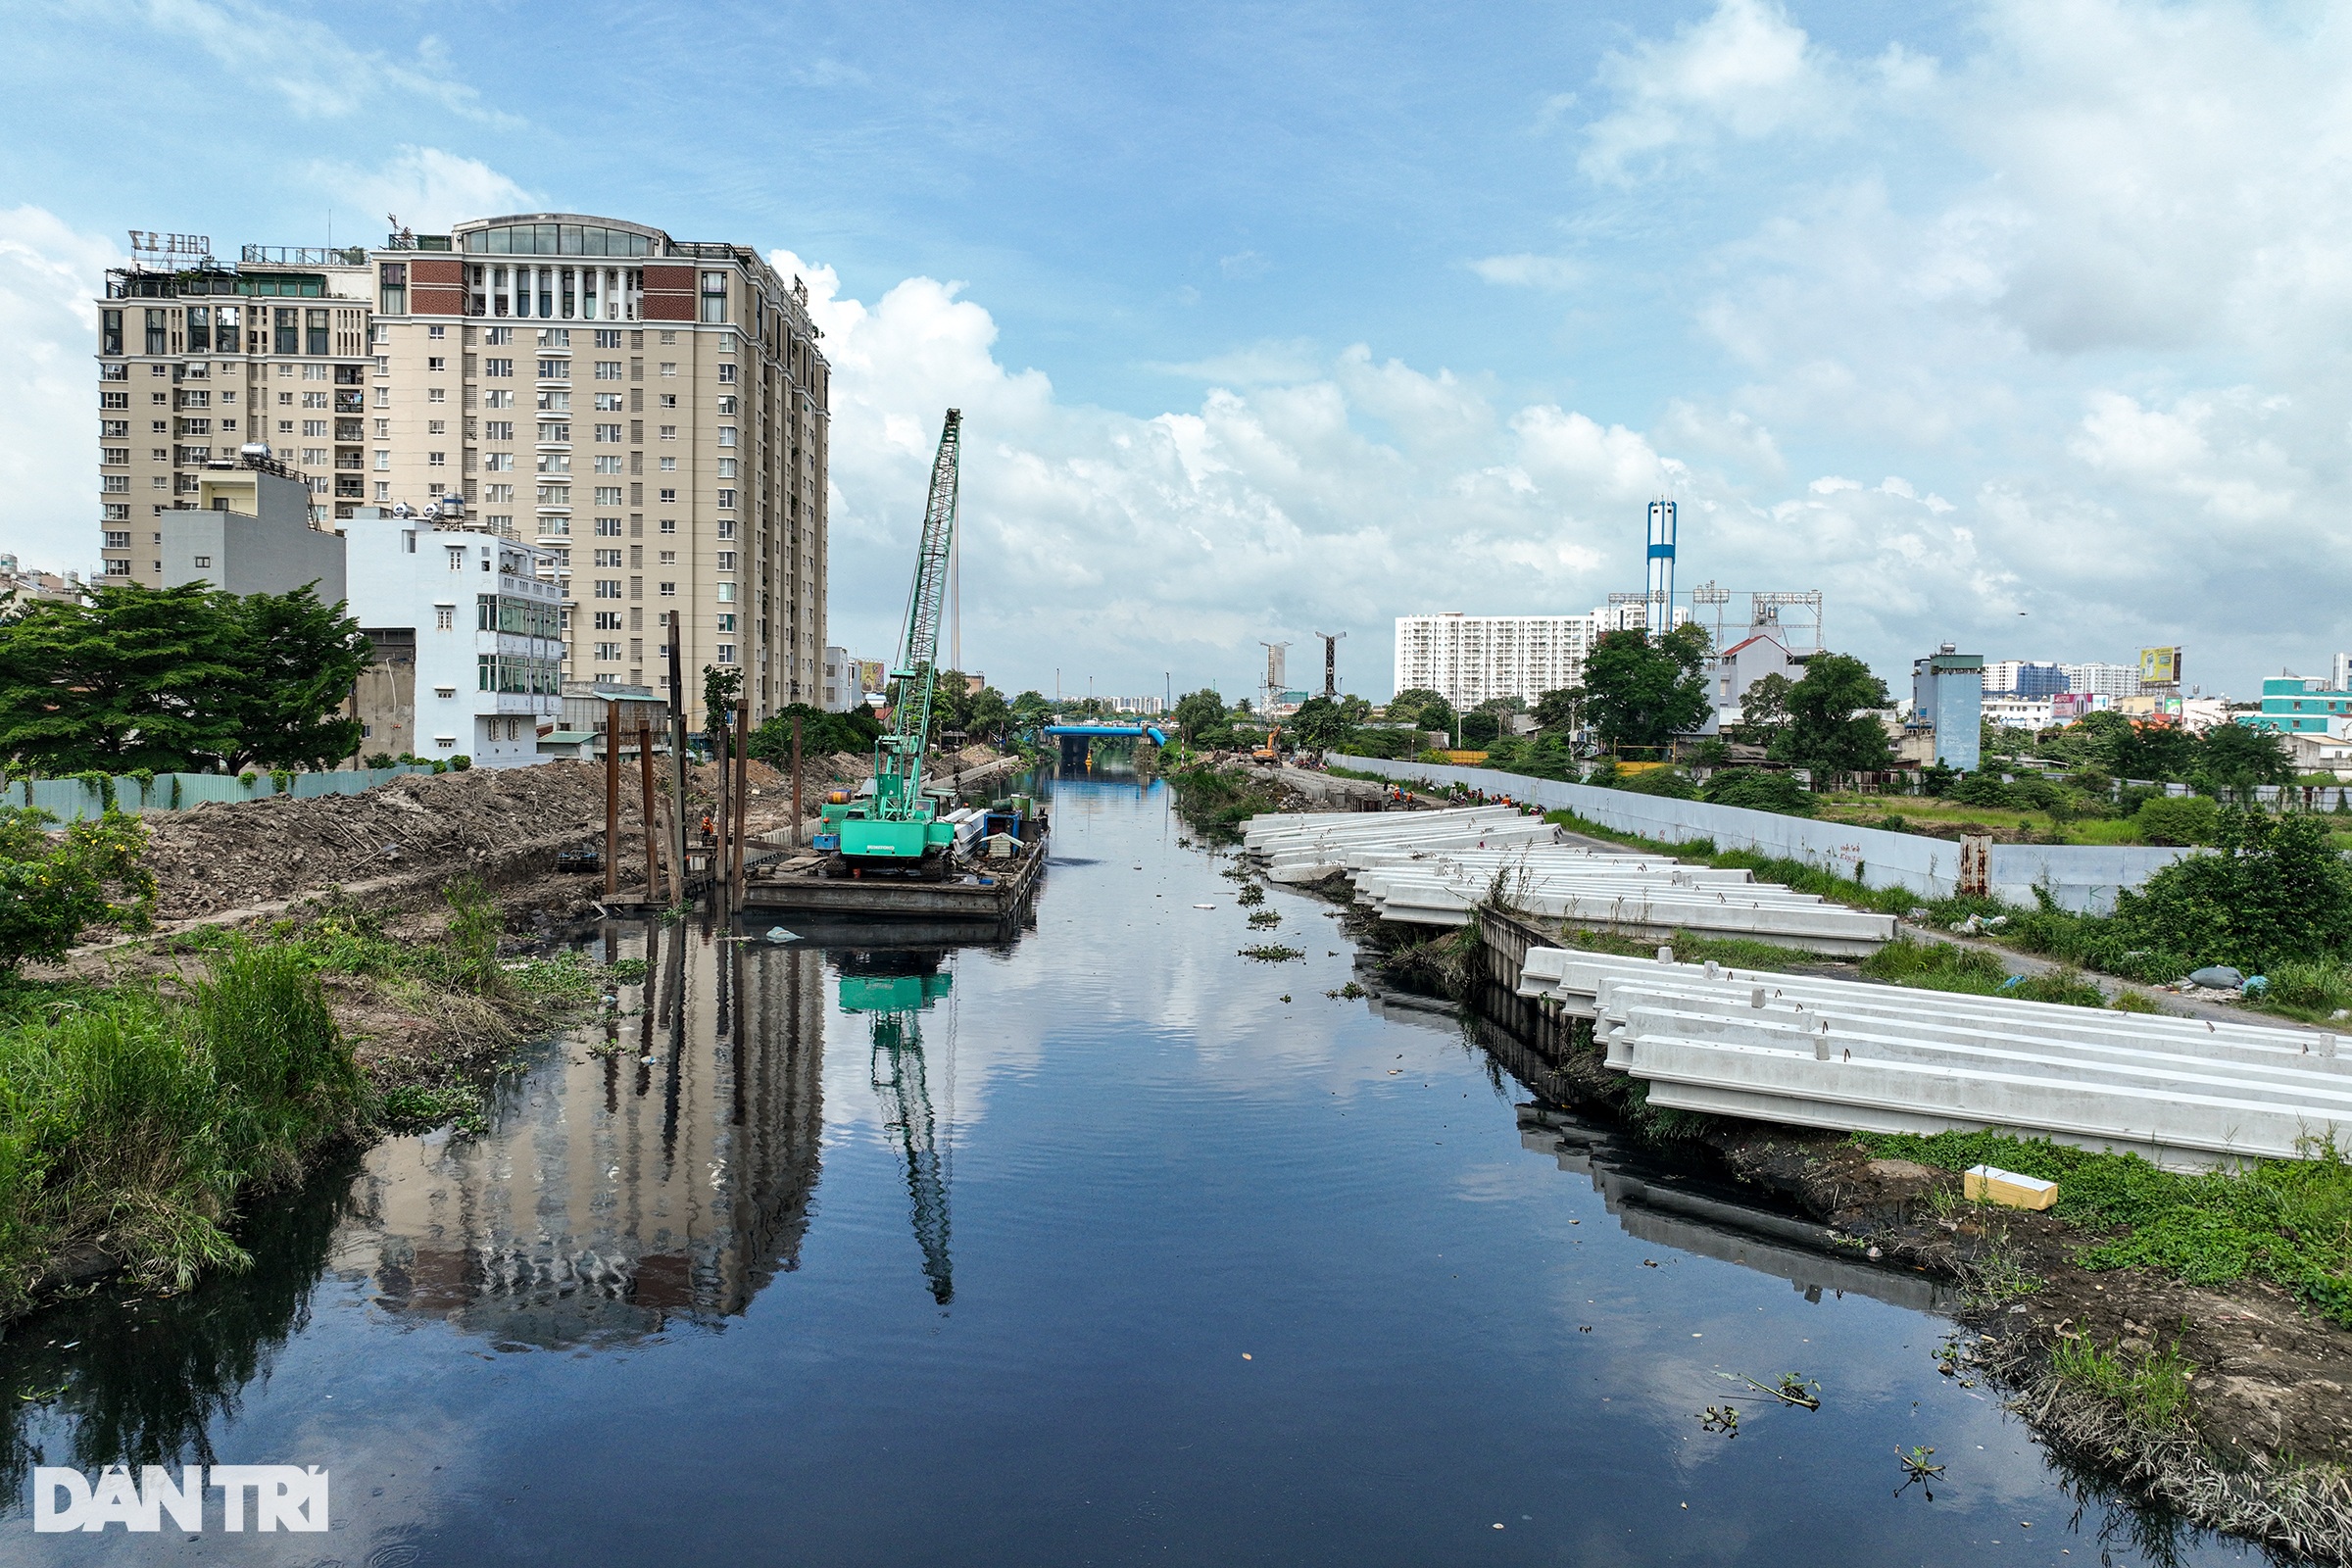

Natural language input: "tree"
[2195,722,2294,797]
[0,806,153,972]
[0,584,240,772]
[1287,695,1356,752]
[223,586,373,771]
[966,685,1010,744]
[1458,711,1500,747]
[1533,686,1584,734]
[1386,687,1453,733]
[1771,654,1893,775]
[1580,625,1710,752]
[1172,688,1230,746]
[748,704,883,764]
[1009,690,1053,732]
[1732,671,1792,747]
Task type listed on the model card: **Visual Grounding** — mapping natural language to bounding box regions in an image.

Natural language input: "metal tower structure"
[1258,641,1291,711]
[1312,631,1345,699]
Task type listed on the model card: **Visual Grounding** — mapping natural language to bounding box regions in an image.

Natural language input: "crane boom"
[830,409,962,865]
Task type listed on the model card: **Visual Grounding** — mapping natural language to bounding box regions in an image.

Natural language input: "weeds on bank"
[2049,1335,2197,1429]
[0,943,365,1315]
[1855,1128,2352,1326]
[1860,938,2109,1006]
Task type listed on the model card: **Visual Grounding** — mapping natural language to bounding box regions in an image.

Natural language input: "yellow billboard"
[2138,646,2181,687]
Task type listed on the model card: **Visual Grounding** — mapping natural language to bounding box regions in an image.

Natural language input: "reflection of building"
[344,924,826,1347]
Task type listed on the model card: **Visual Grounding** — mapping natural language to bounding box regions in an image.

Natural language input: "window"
[594,579,621,599]
[537,453,569,472]
[426,418,445,436]
[101,474,128,493]
[593,611,621,629]
[100,447,127,466]
[484,482,515,502]
[700,271,729,323]
[537,484,570,505]
[192,555,211,569]
[715,459,736,479]
[716,613,736,633]
[594,393,623,412]
[660,330,676,345]
[302,391,327,409]
[659,581,676,597]
[485,325,513,345]
[659,363,677,377]
[537,390,571,412]
[660,517,676,533]
[716,551,737,571]
[595,516,623,536]
[714,581,735,603]
[101,309,122,356]
[104,530,130,550]
[100,390,128,410]
[306,309,329,355]
[428,387,446,404]
[484,420,514,441]
[429,452,447,467]
[537,359,569,380]
[538,328,572,348]
[595,423,621,442]
[594,456,622,474]
[660,457,677,471]
[484,358,514,377]
[446,546,466,571]
[594,361,621,379]
[484,453,514,471]
[103,504,128,520]
[659,394,677,409]
[436,606,455,630]
[594,548,623,567]
[717,425,737,448]
[715,517,734,540]
[595,642,622,662]
[427,356,445,372]
[659,424,676,439]
[715,645,736,664]
[301,419,326,437]
[373,451,390,470]
[538,421,570,442]
[378,264,408,315]
[716,363,737,384]
[716,489,736,510]
[659,550,677,564]
[484,388,514,408]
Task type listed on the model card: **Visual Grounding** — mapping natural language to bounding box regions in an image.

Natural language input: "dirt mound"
[136,762,623,921]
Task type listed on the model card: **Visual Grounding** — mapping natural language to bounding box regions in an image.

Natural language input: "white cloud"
[1466,253,1584,290]
[1148,338,1323,386]
[306,147,536,235]
[0,208,120,576]
[1217,250,1270,280]
[96,0,517,125]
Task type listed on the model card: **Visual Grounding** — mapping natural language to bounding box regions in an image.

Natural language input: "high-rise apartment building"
[95,213,829,727]
[1394,612,1599,708]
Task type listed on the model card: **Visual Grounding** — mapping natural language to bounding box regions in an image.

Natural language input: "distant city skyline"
[1,1,2345,699]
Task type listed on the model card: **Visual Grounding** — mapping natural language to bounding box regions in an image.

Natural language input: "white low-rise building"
[1983,696,2055,732]
[346,507,565,768]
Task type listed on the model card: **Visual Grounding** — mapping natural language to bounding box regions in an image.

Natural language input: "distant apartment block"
[1394,604,1695,709]
[95,212,830,730]
[1984,660,2066,698]
[1105,695,1164,715]
[2060,662,2142,701]
[2239,674,2352,737]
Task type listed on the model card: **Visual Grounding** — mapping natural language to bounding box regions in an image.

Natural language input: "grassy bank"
[1168,760,1289,842]
[0,879,613,1317]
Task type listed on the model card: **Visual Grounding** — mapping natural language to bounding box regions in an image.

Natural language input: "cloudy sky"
[2,0,2344,701]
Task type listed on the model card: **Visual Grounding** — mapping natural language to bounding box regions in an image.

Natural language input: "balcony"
[333,391,365,414]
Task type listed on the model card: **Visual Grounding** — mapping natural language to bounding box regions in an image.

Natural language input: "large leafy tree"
[1385,687,1454,733]
[1287,695,1356,751]
[965,685,1011,743]
[0,584,240,771]
[1732,671,1793,747]
[1009,690,1053,732]
[1533,686,1583,733]
[2195,721,2294,795]
[1580,624,1711,751]
[0,584,370,774]
[1770,654,1893,774]
[1171,687,1229,746]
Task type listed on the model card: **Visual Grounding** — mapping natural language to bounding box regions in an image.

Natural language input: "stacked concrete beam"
[1237,808,1897,954]
[1518,948,2350,1168]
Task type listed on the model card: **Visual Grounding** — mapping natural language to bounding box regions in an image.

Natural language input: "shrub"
[1700,767,1815,816]
[2111,809,2352,971]
[439,876,508,996]
[449,755,472,772]
[363,752,395,769]
[2135,794,2220,846]
[0,807,153,972]
[1950,771,2013,808]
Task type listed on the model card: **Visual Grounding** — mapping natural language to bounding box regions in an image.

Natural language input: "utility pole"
[603,698,619,898]
[666,611,688,900]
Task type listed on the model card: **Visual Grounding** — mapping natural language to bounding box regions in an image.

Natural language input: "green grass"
[1860,937,2109,1006]
[0,942,366,1315]
[1853,1128,2352,1326]
[1551,925,1829,973]
[2048,1335,2198,1428]
[1169,762,1286,842]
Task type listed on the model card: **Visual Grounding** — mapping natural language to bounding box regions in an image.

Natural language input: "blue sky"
[2,0,2345,701]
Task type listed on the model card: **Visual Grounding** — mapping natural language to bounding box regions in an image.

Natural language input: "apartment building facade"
[96,213,830,729]
[1391,611,1610,708]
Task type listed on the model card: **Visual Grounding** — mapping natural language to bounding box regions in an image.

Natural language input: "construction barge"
[741,812,1049,922]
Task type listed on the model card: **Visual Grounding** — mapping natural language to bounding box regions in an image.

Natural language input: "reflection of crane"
[825,410,962,872]
[838,957,955,1303]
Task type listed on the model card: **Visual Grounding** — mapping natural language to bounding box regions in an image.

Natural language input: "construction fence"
[6,764,453,826]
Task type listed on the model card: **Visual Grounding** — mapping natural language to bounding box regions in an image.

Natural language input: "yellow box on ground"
[1964,1163,2058,1210]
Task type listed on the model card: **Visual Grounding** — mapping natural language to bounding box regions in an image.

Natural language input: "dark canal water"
[0,770,2260,1564]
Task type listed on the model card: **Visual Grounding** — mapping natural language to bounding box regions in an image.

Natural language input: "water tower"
[1646,499,1677,630]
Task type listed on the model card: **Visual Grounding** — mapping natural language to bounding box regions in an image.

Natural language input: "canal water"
[1,770,2258,1565]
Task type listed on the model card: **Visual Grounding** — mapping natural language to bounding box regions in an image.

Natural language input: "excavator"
[837,952,955,1304]
[820,410,962,877]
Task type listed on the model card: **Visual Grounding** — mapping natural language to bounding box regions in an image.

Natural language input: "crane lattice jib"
[875,410,961,818]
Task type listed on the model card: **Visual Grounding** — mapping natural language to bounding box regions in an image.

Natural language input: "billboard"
[2138,646,2182,687]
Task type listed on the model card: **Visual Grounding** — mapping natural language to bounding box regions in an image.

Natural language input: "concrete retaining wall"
[6,763,450,826]
[1328,753,2190,912]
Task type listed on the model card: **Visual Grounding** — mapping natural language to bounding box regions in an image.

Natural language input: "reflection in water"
[837,950,956,1304]
[344,915,826,1348]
